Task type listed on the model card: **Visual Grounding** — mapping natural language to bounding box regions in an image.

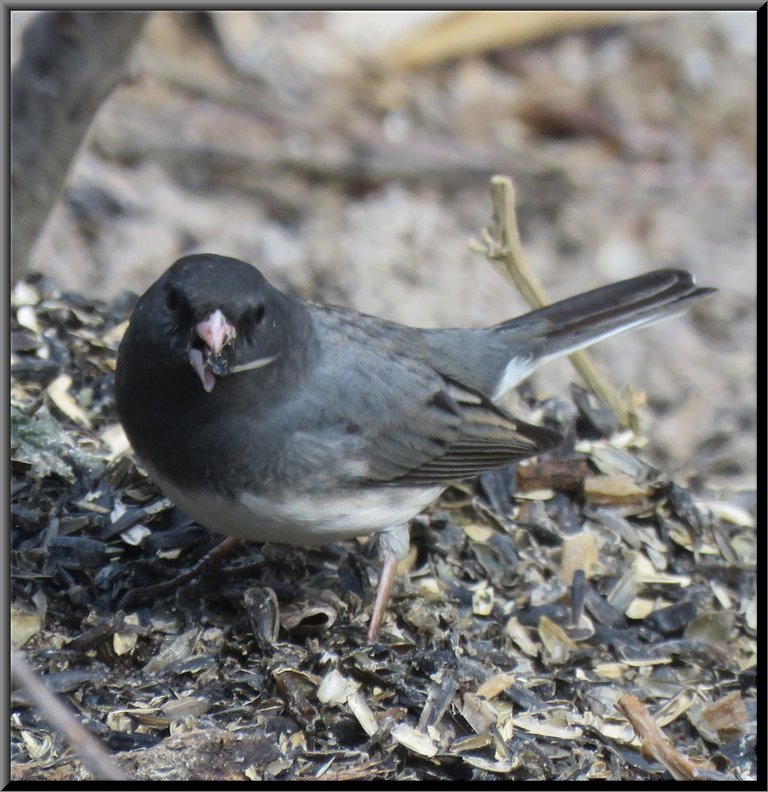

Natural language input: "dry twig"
[11,648,129,780]
[384,11,666,70]
[617,693,714,781]
[471,174,634,427]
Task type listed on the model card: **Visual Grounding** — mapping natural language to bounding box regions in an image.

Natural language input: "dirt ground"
[14,9,756,486]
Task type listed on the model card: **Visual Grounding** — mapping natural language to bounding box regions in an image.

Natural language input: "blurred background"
[11,9,756,483]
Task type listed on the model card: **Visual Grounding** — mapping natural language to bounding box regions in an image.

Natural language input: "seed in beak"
[189,347,217,393]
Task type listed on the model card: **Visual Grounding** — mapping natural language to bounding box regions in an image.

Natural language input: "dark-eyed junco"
[115,254,714,640]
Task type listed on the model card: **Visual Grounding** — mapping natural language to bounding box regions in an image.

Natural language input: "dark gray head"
[115,253,316,447]
[163,253,270,320]
[123,253,308,393]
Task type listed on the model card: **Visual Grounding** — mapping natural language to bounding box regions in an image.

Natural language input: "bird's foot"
[117,536,242,609]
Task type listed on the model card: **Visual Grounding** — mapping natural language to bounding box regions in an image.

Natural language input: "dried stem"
[11,648,129,780]
[617,693,713,781]
[473,174,633,428]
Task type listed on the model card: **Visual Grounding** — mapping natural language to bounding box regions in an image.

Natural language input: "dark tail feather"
[497,269,715,361]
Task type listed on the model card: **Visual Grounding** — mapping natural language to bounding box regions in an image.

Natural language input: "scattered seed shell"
[560,531,599,582]
[450,732,494,752]
[696,500,755,528]
[244,586,280,648]
[390,724,438,758]
[471,583,494,616]
[11,606,42,647]
[538,615,578,665]
[504,617,538,656]
[513,711,582,740]
[120,524,151,546]
[463,523,494,542]
[477,672,516,700]
[584,475,651,506]
[701,692,749,741]
[142,628,202,675]
[347,691,379,736]
[462,755,517,773]
[280,602,337,636]
[162,695,211,721]
[47,374,92,429]
[317,669,358,706]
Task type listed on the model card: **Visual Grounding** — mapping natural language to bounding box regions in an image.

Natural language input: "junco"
[115,254,714,640]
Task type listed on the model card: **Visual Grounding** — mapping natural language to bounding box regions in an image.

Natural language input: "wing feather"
[361,374,561,486]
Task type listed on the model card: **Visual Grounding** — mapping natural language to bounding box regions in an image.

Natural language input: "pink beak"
[189,309,236,393]
[195,309,235,356]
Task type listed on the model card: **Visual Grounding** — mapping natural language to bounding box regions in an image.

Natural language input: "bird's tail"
[485,268,715,399]
[497,268,715,361]
[422,269,714,400]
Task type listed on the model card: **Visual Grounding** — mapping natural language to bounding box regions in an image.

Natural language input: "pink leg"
[367,554,399,643]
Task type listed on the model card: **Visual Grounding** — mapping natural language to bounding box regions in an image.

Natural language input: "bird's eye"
[241,303,266,342]
[245,304,265,327]
[165,287,181,311]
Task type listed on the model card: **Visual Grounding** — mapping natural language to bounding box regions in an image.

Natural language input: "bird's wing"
[295,314,562,487]
[359,374,561,485]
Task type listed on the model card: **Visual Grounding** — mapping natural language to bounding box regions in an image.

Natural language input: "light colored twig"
[617,693,714,781]
[471,174,633,428]
[11,648,129,780]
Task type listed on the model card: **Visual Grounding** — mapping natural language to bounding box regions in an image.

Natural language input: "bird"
[114,254,714,641]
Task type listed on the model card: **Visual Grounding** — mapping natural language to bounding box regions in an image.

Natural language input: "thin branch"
[11,10,149,283]
[471,174,633,428]
[617,693,714,781]
[11,648,129,780]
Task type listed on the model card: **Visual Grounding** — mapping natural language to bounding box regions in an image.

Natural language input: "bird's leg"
[367,555,398,643]
[119,536,242,609]
[367,525,410,643]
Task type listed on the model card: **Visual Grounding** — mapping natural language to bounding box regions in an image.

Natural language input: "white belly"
[146,463,442,546]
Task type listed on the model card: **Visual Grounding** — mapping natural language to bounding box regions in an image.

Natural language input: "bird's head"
[123,254,294,395]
